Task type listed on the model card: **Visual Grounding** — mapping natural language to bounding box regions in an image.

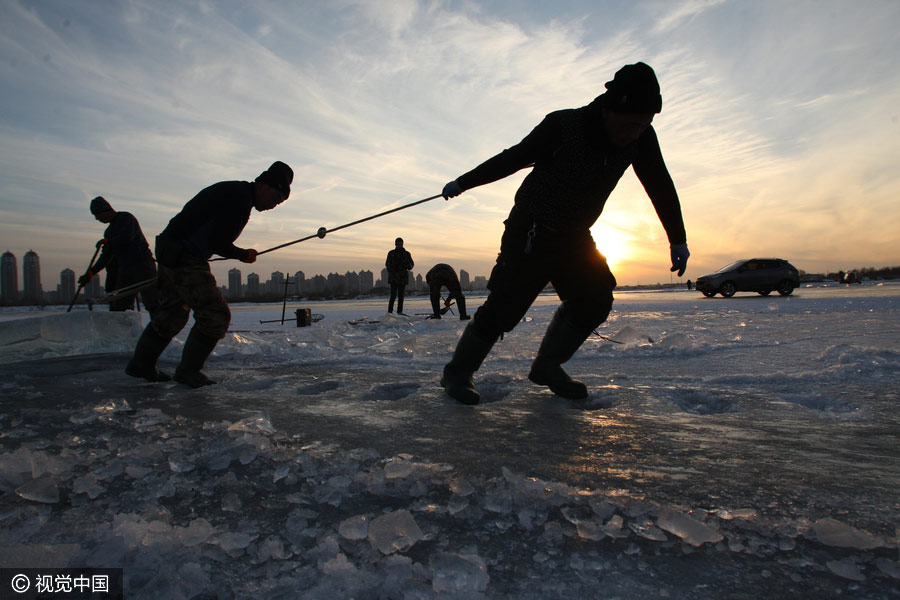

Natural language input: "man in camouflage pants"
[440,63,690,405]
[126,161,293,388]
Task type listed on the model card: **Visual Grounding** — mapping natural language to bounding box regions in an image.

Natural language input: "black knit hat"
[90,196,113,215]
[602,62,662,114]
[255,161,293,198]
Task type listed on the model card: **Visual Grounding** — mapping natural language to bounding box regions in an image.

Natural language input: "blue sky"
[1,0,899,290]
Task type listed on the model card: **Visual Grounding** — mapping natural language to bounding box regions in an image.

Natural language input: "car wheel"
[702,290,716,298]
[719,281,736,297]
[777,280,795,296]
[758,290,771,296]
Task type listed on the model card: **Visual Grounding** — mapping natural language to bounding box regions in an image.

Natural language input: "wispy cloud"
[1,0,898,291]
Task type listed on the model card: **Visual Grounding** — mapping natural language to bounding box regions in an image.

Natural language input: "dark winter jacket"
[385,248,414,286]
[158,181,255,262]
[426,263,460,291]
[92,211,153,273]
[456,95,686,244]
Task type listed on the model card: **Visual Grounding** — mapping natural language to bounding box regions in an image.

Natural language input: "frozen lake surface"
[1,283,899,598]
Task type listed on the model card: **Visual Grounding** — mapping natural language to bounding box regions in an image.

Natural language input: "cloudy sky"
[1,0,898,291]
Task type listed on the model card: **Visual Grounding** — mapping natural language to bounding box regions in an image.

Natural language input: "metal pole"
[67,244,102,312]
[210,193,443,261]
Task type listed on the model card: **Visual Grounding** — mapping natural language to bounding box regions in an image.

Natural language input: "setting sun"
[589,221,632,269]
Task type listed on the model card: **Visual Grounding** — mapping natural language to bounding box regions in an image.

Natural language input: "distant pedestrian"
[686,279,693,290]
[385,237,414,314]
[126,161,293,387]
[440,62,689,405]
[80,196,159,313]
[426,263,470,320]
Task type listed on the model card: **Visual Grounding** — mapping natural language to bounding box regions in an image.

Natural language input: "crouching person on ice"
[439,63,689,405]
[126,161,293,388]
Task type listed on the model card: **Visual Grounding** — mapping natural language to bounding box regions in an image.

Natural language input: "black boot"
[126,327,172,382]
[528,311,592,399]
[440,322,497,405]
[174,329,219,388]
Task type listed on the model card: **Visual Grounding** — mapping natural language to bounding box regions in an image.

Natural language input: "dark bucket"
[295,308,312,327]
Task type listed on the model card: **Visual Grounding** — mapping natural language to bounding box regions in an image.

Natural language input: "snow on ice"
[0,283,899,598]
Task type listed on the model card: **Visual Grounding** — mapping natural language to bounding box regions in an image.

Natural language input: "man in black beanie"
[81,196,160,313]
[126,161,293,387]
[440,62,689,405]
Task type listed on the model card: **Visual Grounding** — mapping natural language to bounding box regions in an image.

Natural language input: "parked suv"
[696,258,800,298]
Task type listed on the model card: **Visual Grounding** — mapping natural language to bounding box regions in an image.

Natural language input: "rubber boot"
[126,326,172,382]
[440,322,497,405]
[174,329,219,388]
[528,311,592,399]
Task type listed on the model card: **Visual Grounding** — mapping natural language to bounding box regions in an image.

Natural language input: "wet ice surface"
[1,284,899,598]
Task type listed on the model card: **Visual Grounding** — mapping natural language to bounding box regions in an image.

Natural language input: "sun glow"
[589,221,632,270]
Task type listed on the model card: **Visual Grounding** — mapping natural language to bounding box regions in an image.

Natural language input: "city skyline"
[1,1,899,287]
[0,247,489,303]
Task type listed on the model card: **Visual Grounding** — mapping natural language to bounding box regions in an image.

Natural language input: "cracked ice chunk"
[657,509,723,546]
[338,515,369,540]
[16,475,60,504]
[228,411,276,435]
[215,532,256,556]
[431,552,489,593]
[368,510,423,554]
[827,558,865,581]
[812,518,883,549]
[177,518,216,547]
[72,473,105,499]
[322,552,357,575]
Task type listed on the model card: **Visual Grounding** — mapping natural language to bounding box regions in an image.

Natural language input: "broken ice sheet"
[812,518,884,549]
[92,398,133,414]
[72,473,105,499]
[176,518,216,547]
[16,475,60,504]
[338,515,369,540]
[827,558,866,581]
[368,510,423,555]
[430,552,489,594]
[227,411,276,435]
[656,508,723,546]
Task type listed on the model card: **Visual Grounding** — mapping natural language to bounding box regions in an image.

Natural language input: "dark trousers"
[150,259,231,341]
[388,284,406,313]
[472,207,616,339]
[430,285,467,317]
[108,257,159,314]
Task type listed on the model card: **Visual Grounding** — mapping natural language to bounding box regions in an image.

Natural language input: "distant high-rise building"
[23,250,43,304]
[460,269,470,290]
[228,268,242,298]
[247,273,260,297]
[1,251,17,303]
[269,271,285,295]
[293,271,305,295]
[380,268,389,288]
[59,268,76,305]
[309,274,326,294]
[345,271,360,295]
[359,270,374,292]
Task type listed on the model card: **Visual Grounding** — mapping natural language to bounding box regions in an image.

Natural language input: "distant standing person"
[385,237,414,314]
[79,196,159,313]
[440,62,689,405]
[126,161,293,387]
[426,263,470,320]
